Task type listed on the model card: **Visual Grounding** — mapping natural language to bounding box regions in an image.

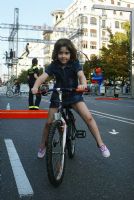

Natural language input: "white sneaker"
[99,145,110,158]
[37,148,46,158]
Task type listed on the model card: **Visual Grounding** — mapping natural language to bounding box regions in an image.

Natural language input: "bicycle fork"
[60,117,67,154]
[54,112,67,153]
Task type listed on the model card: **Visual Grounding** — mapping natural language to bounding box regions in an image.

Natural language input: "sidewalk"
[0,84,29,96]
[105,93,133,99]
[93,94,133,100]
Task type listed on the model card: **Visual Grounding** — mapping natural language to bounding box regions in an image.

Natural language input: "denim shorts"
[50,93,84,108]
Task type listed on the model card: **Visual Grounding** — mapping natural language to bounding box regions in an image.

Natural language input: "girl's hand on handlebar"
[31,87,38,94]
[78,84,87,90]
[76,84,88,92]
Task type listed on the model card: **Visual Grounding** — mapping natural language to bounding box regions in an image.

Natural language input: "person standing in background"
[27,58,42,110]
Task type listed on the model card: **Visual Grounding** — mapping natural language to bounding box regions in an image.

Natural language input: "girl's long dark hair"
[52,38,77,62]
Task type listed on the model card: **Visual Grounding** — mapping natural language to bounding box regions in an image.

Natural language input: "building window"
[102,10,107,16]
[90,41,97,49]
[102,31,105,36]
[127,4,130,8]
[115,21,119,28]
[117,2,121,6]
[80,28,88,36]
[81,16,88,24]
[102,20,106,28]
[121,22,125,29]
[90,17,97,25]
[113,10,116,14]
[77,18,79,26]
[90,29,97,37]
[81,28,88,36]
[120,12,123,16]
[111,0,114,4]
[81,40,88,48]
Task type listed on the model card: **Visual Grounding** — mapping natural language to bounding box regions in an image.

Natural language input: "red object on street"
[95,97,121,100]
[0,110,49,119]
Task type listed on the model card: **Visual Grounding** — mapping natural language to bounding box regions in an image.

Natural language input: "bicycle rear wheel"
[46,120,66,187]
[6,90,14,97]
[67,119,76,159]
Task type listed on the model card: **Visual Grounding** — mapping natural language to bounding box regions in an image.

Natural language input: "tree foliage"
[18,67,44,83]
[100,21,130,82]
[83,55,102,79]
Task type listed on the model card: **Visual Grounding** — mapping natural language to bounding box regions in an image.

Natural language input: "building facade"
[43,0,134,65]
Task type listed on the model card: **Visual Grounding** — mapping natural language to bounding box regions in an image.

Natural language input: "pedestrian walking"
[27,58,41,110]
[32,38,110,158]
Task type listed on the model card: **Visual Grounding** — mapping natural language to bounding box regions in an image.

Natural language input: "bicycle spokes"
[46,121,66,186]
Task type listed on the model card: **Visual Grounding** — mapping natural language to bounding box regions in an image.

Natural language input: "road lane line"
[4,139,34,198]
[90,110,134,122]
[92,112,134,125]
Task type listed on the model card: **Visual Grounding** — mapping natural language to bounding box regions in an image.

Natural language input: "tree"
[18,67,44,83]
[100,21,130,84]
[83,55,102,80]
[18,70,28,84]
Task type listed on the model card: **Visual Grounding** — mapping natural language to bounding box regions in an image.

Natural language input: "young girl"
[32,38,110,158]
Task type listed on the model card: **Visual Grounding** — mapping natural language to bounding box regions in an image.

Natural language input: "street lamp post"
[93,4,134,98]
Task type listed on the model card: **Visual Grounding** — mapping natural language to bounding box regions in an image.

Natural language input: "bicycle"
[6,85,21,97]
[40,87,87,187]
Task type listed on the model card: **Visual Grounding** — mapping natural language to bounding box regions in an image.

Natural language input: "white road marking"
[4,139,34,198]
[90,109,134,122]
[90,110,134,125]
[109,129,119,135]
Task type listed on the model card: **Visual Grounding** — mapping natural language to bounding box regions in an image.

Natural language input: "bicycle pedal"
[76,130,86,138]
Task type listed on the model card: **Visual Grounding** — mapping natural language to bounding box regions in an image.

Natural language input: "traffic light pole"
[93,4,134,98]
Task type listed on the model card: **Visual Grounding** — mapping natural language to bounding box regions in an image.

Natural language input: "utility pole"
[93,4,134,98]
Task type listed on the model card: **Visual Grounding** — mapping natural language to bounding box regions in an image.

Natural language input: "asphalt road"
[0,94,134,200]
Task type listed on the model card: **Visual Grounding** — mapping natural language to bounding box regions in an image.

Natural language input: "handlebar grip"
[75,88,89,93]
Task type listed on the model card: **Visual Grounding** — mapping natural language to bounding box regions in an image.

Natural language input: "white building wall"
[47,0,134,63]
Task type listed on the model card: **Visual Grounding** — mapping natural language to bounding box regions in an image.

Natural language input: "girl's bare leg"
[39,107,58,149]
[72,101,104,147]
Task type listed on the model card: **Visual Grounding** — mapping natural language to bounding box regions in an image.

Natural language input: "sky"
[0,0,73,76]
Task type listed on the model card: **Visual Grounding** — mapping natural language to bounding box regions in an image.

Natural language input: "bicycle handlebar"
[38,87,89,95]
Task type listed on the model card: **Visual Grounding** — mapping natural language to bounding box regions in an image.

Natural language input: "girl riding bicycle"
[32,38,110,159]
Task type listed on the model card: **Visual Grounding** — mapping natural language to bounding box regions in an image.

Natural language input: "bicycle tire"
[67,117,76,159]
[46,120,66,187]
[6,90,14,98]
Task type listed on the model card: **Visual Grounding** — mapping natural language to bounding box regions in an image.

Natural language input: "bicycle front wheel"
[6,90,14,98]
[46,120,66,187]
